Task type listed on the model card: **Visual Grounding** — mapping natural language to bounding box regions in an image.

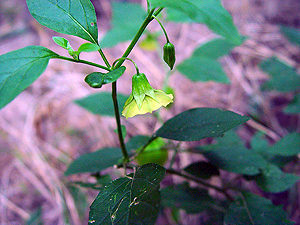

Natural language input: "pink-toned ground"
[1,0,300,224]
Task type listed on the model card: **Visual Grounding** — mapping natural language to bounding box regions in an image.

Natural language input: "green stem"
[112,81,129,162]
[166,169,234,201]
[153,16,170,43]
[112,57,140,74]
[111,8,164,163]
[98,48,111,68]
[114,8,156,68]
[53,55,111,71]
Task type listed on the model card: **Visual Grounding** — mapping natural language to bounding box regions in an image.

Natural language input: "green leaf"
[0,46,58,109]
[198,145,269,175]
[161,183,216,214]
[224,193,294,225]
[155,108,250,141]
[88,163,166,225]
[177,56,230,83]
[183,161,220,179]
[255,163,299,193]
[280,26,300,47]
[148,0,242,44]
[100,2,146,48]
[125,135,151,152]
[284,94,300,114]
[74,92,129,116]
[267,132,300,156]
[192,38,236,60]
[250,132,296,167]
[52,36,73,52]
[77,43,100,53]
[27,0,98,43]
[65,136,149,175]
[26,207,43,225]
[64,147,123,176]
[259,57,300,92]
[84,66,126,88]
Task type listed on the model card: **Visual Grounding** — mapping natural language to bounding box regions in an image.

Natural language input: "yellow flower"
[122,73,173,119]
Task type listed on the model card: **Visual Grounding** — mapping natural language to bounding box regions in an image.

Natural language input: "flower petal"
[154,90,173,106]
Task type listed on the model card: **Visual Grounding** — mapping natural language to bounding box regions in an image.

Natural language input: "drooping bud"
[163,42,176,70]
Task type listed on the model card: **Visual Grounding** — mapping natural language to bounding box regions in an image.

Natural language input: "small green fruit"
[136,138,168,166]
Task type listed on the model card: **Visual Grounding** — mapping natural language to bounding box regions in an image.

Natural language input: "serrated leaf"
[161,183,216,214]
[100,2,146,48]
[148,0,242,44]
[183,161,220,179]
[88,163,166,225]
[177,56,230,83]
[255,163,299,193]
[284,94,300,114]
[74,92,129,116]
[259,57,300,92]
[84,66,126,88]
[280,25,300,47]
[155,108,250,141]
[0,46,58,109]
[224,192,294,225]
[27,0,98,43]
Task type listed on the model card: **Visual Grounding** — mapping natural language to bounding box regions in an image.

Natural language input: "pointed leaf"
[259,57,300,92]
[225,193,294,225]
[88,163,166,225]
[267,132,300,156]
[65,136,149,176]
[198,145,269,175]
[255,163,299,193]
[74,92,129,116]
[177,56,230,83]
[27,0,98,43]
[148,0,242,44]
[155,108,250,141]
[84,66,126,88]
[64,147,122,176]
[77,43,100,53]
[192,38,236,60]
[101,2,146,48]
[161,183,216,214]
[52,36,73,51]
[0,46,58,109]
[284,94,300,114]
[183,161,220,179]
[280,25,300,47]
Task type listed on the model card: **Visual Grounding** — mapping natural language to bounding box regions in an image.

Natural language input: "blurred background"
[1,0,300,224]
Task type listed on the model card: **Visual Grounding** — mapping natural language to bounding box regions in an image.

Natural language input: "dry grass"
[1,0,300,224]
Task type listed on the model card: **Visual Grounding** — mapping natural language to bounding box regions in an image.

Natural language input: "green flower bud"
[163,42,176,70]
